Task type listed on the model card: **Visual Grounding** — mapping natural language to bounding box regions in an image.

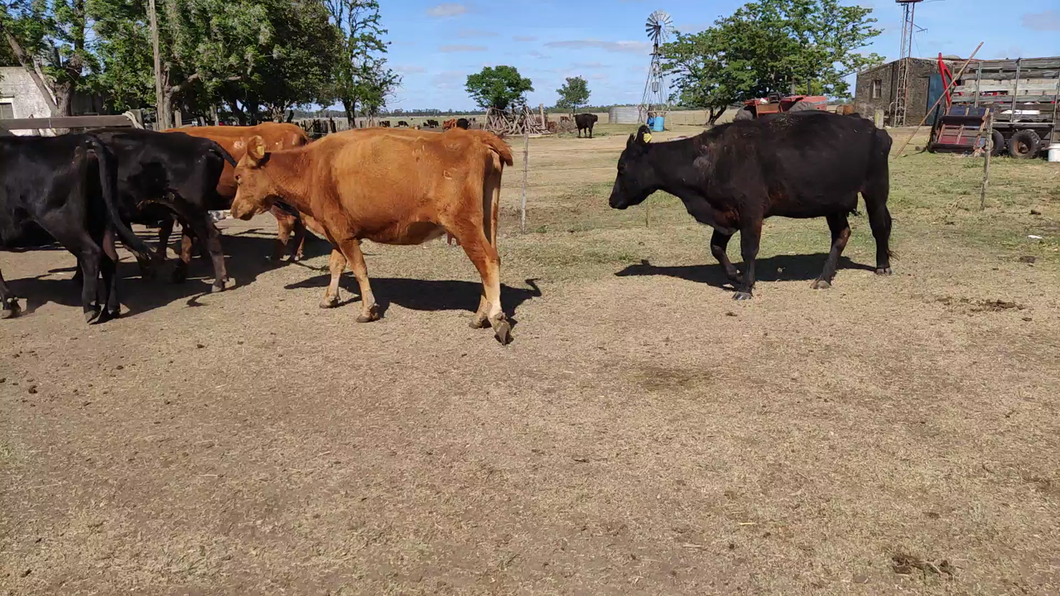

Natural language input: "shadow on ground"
[5,233,297,319]
[285,273,542,321]
[615,253,875,289]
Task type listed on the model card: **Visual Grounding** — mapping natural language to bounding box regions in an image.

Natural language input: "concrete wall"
[0,67,55,125]
[855,58,937,125]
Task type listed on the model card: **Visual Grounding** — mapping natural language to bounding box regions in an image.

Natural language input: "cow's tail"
[84,134,151,261]
[206,140,238,167]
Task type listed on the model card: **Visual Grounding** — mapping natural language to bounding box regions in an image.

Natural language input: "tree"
[661,0,883,123]
[465,65,533,112]
[555,76,589,115]
[324,0,399,123]
[0,0,95,116]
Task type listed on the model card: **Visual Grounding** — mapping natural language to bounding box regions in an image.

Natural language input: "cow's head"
[230,135,274,220]
[609,125,657,210]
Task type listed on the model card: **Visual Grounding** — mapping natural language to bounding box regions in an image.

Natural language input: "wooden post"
[981,111,992,211]
[521,131,529,232]
[147,0,167,130]
[539,103,545,129]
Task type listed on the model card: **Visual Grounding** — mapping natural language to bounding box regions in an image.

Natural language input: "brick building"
[854,58,942,126]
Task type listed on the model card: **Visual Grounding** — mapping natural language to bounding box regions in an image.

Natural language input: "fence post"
[980,111,992,211]
[521,131,529,232]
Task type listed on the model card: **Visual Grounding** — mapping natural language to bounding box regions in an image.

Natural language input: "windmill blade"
[645,10,674,43]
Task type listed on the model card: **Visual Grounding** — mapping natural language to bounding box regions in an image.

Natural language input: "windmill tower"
[639,10,673,125]
[891,0,924,126]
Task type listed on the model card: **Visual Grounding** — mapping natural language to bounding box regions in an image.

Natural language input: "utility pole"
[148,0,167,130]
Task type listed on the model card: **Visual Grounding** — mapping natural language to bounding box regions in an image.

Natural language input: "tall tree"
[662,0,883,123]
[465,65,533,112]
[555,76,590,115]
[324,0,399,123]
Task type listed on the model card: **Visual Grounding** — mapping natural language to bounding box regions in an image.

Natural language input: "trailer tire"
[1007,129,1041,159]
[733,107,755,121]
[990,130,1005,157]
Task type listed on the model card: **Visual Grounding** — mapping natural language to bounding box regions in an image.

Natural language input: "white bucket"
[1049,142,1060,163]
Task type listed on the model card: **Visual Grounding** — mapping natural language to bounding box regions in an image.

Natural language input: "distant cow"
[456,118,470,130]
[426,119,440,128]
[0,134,151,322]
[228,127,515,343]
[575,113,598,138]
[443,118,458,130]
[609,113,893,299]
[379,121,391,128]
[397,120,409,128]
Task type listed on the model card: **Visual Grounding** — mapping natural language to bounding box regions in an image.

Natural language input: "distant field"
[2,125,1059,594]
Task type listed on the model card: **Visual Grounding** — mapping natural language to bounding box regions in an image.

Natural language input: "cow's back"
[708,113,882,218]
[168,123,310,198]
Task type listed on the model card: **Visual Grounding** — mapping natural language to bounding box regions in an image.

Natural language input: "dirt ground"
[2,124,1060,595]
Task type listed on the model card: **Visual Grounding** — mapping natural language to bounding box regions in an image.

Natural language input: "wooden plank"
[0,115,136,130]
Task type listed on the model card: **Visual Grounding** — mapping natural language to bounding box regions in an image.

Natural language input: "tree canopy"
[465,65,533,112]
[661,0,883,123]
[555,76,590,114]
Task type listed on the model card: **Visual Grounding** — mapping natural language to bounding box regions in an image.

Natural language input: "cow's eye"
[235,175,242,184]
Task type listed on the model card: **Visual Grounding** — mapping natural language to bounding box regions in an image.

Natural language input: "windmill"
[639,10,674,126]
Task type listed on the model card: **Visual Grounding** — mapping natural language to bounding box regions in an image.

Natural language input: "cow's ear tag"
[642,132,652,143]
[247,136,267,162]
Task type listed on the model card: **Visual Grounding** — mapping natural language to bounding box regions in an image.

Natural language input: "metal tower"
[891,0,924,126]
[639,10,674,125]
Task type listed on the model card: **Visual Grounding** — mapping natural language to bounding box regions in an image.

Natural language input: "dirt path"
[2,129,1059,594]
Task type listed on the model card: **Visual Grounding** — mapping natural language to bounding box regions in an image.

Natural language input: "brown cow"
[229,128,515,343]
[159,123,311,277]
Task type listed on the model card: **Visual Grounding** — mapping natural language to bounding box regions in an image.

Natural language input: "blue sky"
[380,1,1060,111]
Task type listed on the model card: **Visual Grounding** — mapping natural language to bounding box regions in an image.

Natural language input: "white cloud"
[571,61,607,69]
[1022,10,1060,31]
[458,28,498,39]
[527,50,550,59]
[544,40,651,54]
[513,35,538,42]
[439,44,488,52]
[394,65,427,74]
[427,3,468,18]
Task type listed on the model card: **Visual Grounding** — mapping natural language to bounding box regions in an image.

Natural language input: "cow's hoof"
[210,282,225,294]
[106,307,121,320]
[356,305,380,323]
[811,279,831,290]
[490,315,512,345]
[875,267,892,276]
[291,253,303,263]
[733,291,753,301]
[469,315,489,329]
[319,297,339,309]
[84,306,101,324]
[1,301,21,319]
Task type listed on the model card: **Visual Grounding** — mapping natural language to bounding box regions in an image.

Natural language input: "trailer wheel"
[990,130,1005,157]
[733,107,755,121]
[1007,129,1041,159]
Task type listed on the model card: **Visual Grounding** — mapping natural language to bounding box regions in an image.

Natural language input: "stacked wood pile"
[485,106,550,137]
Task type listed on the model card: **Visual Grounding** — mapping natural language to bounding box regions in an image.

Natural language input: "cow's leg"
[271,208,296,261]
[710,229,742,284]
[101,227,121,318]
[0,267,20,319]
[812,212,851,290]
[142,217,174,280]
[288,216,307,261]
[589,125,593,139]
[172,227,192,283]
[863,182,893,275]
[335,239,378,322]
[184,219,228,292]
[320,248,347,309]
[451,223,509,344]
[734,219,762,301]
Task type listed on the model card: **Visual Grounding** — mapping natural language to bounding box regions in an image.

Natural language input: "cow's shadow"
[6,232,309,318]
[285,273,542,322]
[615,253,875,290]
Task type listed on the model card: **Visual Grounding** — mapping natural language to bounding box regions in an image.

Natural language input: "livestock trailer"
[930,57,1060,158]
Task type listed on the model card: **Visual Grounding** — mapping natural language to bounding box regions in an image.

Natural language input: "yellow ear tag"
[642,132,652,143]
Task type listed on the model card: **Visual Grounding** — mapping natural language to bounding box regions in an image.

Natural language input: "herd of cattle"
[0,111,892,344]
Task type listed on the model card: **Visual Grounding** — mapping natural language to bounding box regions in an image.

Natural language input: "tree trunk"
[341,96,356,128]
[708,106,727,125]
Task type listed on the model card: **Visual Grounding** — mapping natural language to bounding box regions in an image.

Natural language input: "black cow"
[397,120,409,128]
[609,113,893,299]
[92,129,236,293]
[456,118,470,130]
[426,119,440,128]
[575,113,598,138]
[0,134,151,322]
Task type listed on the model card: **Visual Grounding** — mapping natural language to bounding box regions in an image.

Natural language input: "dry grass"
[1,124,1059,595]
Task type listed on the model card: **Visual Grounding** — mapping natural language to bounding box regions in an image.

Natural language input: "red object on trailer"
[937,53,954,109]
